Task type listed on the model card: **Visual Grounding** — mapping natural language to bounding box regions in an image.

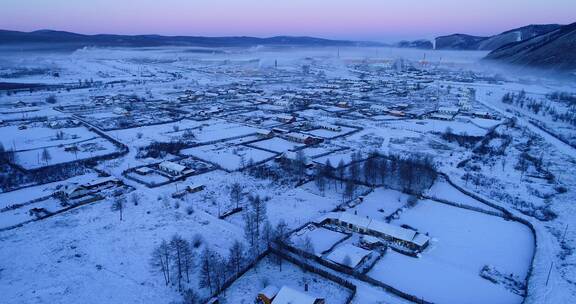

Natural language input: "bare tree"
[181,241,194,284]
[337,159,345,188]
[230,182,242,209]
[324,159,336,188]
[262,220,274,249]
[182,289,200,304]
[150,240,171,285]
[314,166,326,196]
[301,236,315,255]
[243,209,257,256]
[227,240,245,277]
[199,248,215,293]
[295,150,307,178]
[199,247,225,293]
[343,180,355,202]
[41,148,52,165]
[272,219,290,271]
[348,157,360,182]
[111,196,125,221]
[170,234,189,291]
[244,195,268,256]
[378,157,388,185]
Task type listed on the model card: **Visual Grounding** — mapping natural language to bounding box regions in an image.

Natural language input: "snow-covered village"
[1,2,575,304]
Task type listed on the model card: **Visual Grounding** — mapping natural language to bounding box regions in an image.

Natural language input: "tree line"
[150,216,292,304]
[314,151,437,196]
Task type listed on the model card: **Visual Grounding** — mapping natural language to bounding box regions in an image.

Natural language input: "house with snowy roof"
[319,212,430,251]
[272,286,325,304]
[158,161,187,176]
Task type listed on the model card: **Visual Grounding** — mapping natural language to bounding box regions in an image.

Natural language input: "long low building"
[317,212,430,251]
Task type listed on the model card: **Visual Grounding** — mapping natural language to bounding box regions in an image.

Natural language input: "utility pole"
[562,224,569,243]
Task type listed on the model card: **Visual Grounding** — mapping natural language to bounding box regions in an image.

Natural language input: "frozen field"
[0,172,100,210]
[249,137,304,153]
[14,137,119,170]
[425,179,503,213]
[221,255,352,304]
[181,143,276,171]
[1,125,97,151]
[314,150,357,166]
[307,125,357,139]
[384,118,489,137]
[369,200,534,304]
[192,120,261,144]
[113,119,202,147]
[347,187,411,219]
[0,197,64,229]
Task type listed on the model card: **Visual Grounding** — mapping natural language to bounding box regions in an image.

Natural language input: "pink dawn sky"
[0,0,574,42]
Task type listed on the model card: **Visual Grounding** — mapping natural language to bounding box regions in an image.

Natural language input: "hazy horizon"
[1,0,575,42]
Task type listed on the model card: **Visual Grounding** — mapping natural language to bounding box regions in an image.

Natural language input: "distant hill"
[396,39,433,50]
[435,24,561,50]
[478,24,561,50]
[435,34,488,50]
[0,29,384,48]
[485,22,576,71]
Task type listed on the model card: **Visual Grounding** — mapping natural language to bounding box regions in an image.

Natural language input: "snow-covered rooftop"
[273,286,320,304]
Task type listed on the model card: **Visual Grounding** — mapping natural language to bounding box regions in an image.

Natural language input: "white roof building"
[319,212,430,250]
[369,104,389,113]
[437,106,460,115]
[84,176,121,188]
[317,123,341,132]
[159,161,187,175]
[272,286,321,304]
[326,243,371,268]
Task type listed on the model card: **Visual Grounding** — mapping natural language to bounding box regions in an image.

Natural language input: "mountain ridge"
[485,22,576,71]
[435,24,562,50]
[0,29,384,48]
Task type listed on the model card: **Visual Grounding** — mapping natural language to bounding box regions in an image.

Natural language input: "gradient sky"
[1,0,574,41]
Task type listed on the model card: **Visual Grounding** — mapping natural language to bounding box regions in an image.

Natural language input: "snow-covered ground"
[369,200,534,304]
[221,255,352,304]
[0,45,574,304]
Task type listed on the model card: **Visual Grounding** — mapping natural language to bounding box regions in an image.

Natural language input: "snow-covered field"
[0,44,574,304]
[290,225,349,256]
[369,200,534,304]
[182,143,276,171]
[249,137,304,153]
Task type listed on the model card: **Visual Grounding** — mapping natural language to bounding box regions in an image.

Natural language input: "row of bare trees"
[314,151,437,196]
[150,234,196,292]
[150,216,290,303]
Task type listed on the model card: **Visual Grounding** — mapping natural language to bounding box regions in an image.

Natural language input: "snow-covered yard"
[182,143,276,171]
[249,137,304,153]
[290,225,349,256]
[369,200,534,304]
[220,255,352,304]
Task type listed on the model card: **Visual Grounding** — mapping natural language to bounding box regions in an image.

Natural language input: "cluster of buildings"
[318,212,430,252]
[59,176,123,200]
